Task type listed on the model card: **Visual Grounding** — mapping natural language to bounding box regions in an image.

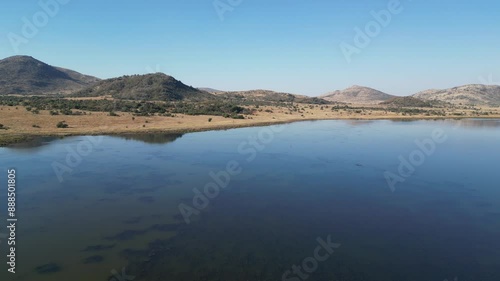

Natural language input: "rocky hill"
[72,73,215,101]
[321,85,395,104]
[413,84,500,106]
[0,56,100,95]
[215,90,330,104]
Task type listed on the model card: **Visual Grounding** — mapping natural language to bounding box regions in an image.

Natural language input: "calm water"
[0,119,499,281]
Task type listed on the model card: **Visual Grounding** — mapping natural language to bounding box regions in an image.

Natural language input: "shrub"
[56,121,68,128]
[32,124,41,128]
[60,108,73,115]
[232,114,245,119]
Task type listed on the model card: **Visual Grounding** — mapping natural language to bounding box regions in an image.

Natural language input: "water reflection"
[110,133,183,144]
[3,133,184,151]
[4,136,60,152]
[452,118,500,129]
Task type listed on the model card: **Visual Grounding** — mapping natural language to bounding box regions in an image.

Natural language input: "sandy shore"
[1,105,499,146]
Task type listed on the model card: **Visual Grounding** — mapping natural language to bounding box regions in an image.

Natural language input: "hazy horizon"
[1,0,499,96]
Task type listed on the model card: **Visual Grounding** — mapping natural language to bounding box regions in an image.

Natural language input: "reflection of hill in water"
[453,119,500,129]
[344,120,376,126]
[114,133,183,144]
[385,118,500,129]
[4,136,61,153]
[4,134,183,152]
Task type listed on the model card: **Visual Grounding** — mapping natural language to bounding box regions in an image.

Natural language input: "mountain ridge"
[0,55,99,95]
[1,56,499,107]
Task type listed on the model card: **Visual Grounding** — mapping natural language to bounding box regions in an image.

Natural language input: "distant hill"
[321,85,395,104]
[198,87,223,93]
[413,84,500,106]
[215,90,330,104]
[380,96,433,107]
[72,73,215,101]
[0,56,99,95]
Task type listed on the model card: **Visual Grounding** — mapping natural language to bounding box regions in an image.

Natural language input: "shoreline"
[2,115,499,147]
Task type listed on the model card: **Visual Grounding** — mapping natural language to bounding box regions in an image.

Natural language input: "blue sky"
[1,0,499,96]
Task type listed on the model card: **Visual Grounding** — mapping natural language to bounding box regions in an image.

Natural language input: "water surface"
[0,119,499,281]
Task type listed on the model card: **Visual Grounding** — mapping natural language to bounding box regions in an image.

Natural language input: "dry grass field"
[0,104,499,146]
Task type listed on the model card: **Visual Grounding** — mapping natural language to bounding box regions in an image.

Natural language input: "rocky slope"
[321,85,395,104]
[413,84,500,106]
[0,56,100,95]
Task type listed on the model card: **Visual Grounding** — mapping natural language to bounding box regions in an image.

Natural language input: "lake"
[0,119,499,281]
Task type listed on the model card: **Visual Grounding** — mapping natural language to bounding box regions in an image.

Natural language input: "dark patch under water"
[82,244,116,252]
[83,255,105,264]
[34,263,62,274]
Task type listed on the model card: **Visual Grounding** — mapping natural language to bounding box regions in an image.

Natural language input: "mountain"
[0,56,100,95]
[215,90,330,104]
[413,84,500,106]
[72,73,215,101]
[321,85,395,104]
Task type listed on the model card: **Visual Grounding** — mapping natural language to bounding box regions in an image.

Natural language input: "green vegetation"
[381,96,433,108]
[71,73,214,102]
[0,96,254,118]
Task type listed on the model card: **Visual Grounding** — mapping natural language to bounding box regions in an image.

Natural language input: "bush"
[32,124,41,128]
[232,114,245,119]
[56,121,68,128]
[61,108,73,115]
[208,118,212,122]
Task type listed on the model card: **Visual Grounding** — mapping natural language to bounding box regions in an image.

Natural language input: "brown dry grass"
[0,105,499,146]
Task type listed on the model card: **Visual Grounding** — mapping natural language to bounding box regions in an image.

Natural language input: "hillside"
[413,84,500,106]
[0,56,99,95]
[321,85,395,104]
[215,90,330,104]
[198,87,224,93]
[72,73,215,101]
[380,96,433,107]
